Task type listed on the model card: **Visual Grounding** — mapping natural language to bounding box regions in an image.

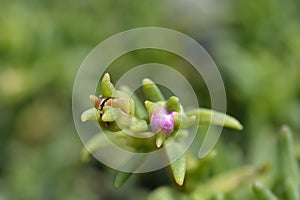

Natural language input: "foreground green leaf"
[114,171,133,189]
[113,156,145,188]
[166,96,181,112]
[142,78,165,102]
[81,107,99,122]
[101,73,115,97]
[186,108,243,130]
[170,155,186,186]
[165,141,186,186]
[277,125,300,200]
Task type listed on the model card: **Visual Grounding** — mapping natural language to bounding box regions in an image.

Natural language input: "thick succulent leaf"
[144,100,155,114]
[277,125,300,200]
[185,108,243,130]
[165,141,186,186]
[113,156,144,188]
[81,107,100,122]
[252,181,279,200]
[174,114,196,129]
[170,155,186,186]
[101,73,115,97]
[156,132,167,148]
[166,96,181,112]
[142,78,165,102]
[101,106,118,122]
[114,171,133,189]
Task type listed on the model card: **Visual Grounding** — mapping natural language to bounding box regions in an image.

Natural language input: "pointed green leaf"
[102,106,117,122]
[164,140,186,186]
[186,108,243,130]
[81,107,100,122]
[113,156,145,188]
[142,78,165,102]
[114,171,133,188]
[156,132,167,148]
[101,73,115,97]
[144,100,155,114]
[174,114,196,129]
[170,155,186,186]
[277,125,300,200]
[252,181,279,200]
[166,96,181,112]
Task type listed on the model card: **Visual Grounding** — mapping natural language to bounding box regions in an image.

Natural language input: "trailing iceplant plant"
[81,73,243,188]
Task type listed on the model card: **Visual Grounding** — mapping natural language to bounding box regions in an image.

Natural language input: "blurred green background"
[0,0,299,199]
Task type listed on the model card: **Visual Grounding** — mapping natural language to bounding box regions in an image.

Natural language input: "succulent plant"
[81,73,243,188]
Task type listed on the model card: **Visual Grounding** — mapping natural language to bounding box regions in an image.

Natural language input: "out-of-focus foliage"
[0,0,299,199]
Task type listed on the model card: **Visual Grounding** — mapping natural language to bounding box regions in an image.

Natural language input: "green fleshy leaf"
[81,107,100,122]
[120,86,148,119]
[170,155,186,186]
[114,171,133,189]
[101,106,117,122]
[164,141,186,186]
[156,132,167,148]
[166,96,181,112]
[277,125,300,200]
[185,108,243,130]
[144,100,155,114]
[101,73,115,97]
[142,78,165,102]
[252,181,279,200]
[113,156,144,188]
[174,114,196,129]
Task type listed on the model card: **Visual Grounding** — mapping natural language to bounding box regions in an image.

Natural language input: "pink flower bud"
[150,106,175,135]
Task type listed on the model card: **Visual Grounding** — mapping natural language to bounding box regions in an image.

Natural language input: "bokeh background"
[0,0,299,199]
